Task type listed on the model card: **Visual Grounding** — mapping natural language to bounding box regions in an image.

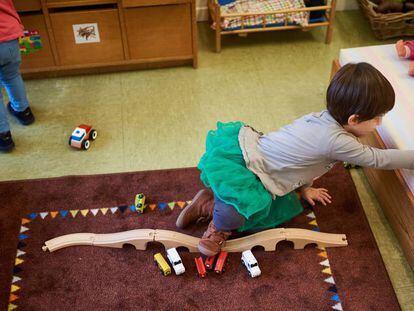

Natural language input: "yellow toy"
[135,193,146,213]
[154,253,171,276]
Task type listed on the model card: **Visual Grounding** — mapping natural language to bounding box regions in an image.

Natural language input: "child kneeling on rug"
[176,62,414,257]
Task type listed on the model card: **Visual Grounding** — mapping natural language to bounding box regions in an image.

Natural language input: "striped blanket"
[220,0,309,30]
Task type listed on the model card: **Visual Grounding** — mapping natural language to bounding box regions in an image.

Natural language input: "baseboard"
[196,0,359,22]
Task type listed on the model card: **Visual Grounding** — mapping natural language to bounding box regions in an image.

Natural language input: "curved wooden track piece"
[42,229,155,252]
[43,228,347,253]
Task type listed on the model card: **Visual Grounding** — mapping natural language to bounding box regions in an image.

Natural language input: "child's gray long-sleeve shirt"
[238,110,414,198]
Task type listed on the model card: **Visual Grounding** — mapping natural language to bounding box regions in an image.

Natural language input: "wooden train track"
[42,228,347,253]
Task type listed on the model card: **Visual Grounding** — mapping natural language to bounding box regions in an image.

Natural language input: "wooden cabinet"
[124,5,193,60]
[14,0,197,78]
[50,9,124,65]
[13,0,41,12]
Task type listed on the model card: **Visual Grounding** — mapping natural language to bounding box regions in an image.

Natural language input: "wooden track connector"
[42,228,347,253]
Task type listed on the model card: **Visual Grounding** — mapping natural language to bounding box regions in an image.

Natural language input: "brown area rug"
[0,165,400,310]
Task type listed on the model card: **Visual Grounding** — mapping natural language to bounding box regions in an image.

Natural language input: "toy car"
[134,193,146,213]
[166,248,185,275]
[241,250,261,278]
[69,124,97,150]
[194,256,207,278]
[154,253,171,276]
[205,255,216,270]
[214,251,228,274]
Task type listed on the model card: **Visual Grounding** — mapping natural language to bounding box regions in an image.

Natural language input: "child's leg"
[198,196,246,256]
[212,196,246,231]
[0,40,29,112]
[0,87,10,134]
[0,85,15,151]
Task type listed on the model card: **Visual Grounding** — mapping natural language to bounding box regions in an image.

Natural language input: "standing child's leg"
[0,86,14,151]
[198,195,246,256]
[0,39,34,126]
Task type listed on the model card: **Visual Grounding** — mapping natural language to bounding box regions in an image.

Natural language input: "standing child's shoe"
[8,102,35,125]
[0,131,15,152]
[198,221,231,256]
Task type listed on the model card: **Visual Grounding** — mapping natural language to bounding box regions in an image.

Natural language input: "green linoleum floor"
[1,10,413,309]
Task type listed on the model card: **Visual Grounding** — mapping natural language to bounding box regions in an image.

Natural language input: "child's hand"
[300,187,332,206]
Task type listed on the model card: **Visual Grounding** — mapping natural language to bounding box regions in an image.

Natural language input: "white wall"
[196,0,359,21]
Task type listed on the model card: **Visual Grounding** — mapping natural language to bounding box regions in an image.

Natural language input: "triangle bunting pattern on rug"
[9,224,30,311]
[40,212,48,219]
[177,201,186,209]
[306,211,343,310]
[118,205,128,213]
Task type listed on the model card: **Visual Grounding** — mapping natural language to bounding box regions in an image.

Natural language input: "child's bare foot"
[408,61,414,76]
[396,40,408,58]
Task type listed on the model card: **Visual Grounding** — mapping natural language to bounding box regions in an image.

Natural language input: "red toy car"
[194,257,207,278]
[214,251,228,274]
[69,124,97,150]
[205,256,216,270]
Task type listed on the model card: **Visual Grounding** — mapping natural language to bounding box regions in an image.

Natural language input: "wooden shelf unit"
[14,0,198,78]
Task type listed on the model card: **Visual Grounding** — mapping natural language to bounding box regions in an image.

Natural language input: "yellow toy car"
[134,193,146,213]
[154,253,171,276]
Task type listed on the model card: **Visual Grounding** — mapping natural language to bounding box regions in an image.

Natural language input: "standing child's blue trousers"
[0,39,30,133]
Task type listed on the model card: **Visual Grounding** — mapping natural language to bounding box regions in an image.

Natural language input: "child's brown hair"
[326,62,395,125]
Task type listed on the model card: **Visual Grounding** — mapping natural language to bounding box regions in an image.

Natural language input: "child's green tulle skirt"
[198,121,304,232]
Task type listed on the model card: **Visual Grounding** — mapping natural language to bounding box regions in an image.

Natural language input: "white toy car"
[241,250,261,278]
[166,248,185,275]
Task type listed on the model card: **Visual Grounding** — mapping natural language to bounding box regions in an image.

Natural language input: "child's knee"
[213,196,246,231]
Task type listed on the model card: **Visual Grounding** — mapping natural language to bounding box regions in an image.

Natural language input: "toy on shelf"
[69,124,97,150]
[134,193,146,213]
[19,30,43,55]
[194,256,207,278]
[205,255,216,270]
[214,251,228,274]
[154,253,171,276]
[241,250,261,278]
[166,248,185,275]
[396,40,414,76]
